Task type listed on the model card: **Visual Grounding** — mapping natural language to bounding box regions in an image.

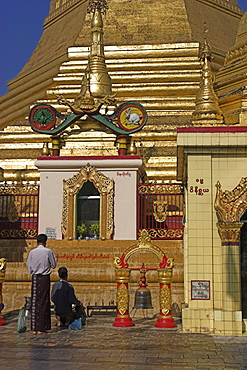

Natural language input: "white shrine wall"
[35,156,145,240]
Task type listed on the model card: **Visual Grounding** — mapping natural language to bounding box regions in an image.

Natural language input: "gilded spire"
[56,0,115,113]
[73,65,95,111]
[80,0,112,99]
[192,24,224,125]
[87,0,108,15]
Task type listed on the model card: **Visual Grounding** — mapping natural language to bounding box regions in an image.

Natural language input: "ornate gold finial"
[83,0,112,99]
[127,139,137,155]
[56,0,115,113]
[192,23,224,125]
[87,0,108,15]
[201,22,211,60]
[74,65,95,111]
[41,142,50,156]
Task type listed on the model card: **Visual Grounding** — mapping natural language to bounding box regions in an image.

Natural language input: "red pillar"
[155,282,177,328]
[155,267,177,328]
[113,269,135,327]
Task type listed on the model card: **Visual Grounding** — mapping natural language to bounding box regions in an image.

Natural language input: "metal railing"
[0,182,39,239]
[137,183,184,239]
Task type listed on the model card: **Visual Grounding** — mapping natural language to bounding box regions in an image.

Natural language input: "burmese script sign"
[46,227,57,239]
[56,253,110,261]
[191,280,210,300]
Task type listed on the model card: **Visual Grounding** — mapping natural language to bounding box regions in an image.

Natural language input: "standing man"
[26,234,57,334]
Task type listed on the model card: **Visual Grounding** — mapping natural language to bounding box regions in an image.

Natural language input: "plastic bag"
[69,317,82,330]
[17,308,27,333]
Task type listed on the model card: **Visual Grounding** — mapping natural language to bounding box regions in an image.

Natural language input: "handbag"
[17,308,27,333]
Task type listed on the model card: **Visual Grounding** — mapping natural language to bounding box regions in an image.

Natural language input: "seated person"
[51,266,82,327]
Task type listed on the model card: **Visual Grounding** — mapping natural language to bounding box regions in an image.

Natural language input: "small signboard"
[46,227,57,240]
[191,280,210,300]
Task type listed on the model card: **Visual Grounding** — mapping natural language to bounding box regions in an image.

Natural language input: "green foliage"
[90,223,100,236]
[76,223,87,236]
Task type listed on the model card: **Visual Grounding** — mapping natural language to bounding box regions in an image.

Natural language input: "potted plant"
[90,223,100,239]
[76,223,87,239]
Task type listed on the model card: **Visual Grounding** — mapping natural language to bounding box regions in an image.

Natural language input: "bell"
[133,286,153,309]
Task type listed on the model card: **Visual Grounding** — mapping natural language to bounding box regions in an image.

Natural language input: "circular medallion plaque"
[118,103,146,132]
[29,105,56,131]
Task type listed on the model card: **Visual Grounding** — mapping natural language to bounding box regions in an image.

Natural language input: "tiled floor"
[0,311,246,369]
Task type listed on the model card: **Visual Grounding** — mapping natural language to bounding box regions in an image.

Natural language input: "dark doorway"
[76,181,100,238]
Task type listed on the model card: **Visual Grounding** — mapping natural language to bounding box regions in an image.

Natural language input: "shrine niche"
[62,164,114,240]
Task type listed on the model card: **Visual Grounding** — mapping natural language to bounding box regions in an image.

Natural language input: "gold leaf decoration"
[117,283,128,316]
[153,200,168,222]
[160,284,171,316]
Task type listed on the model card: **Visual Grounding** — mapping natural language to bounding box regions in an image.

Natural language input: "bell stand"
[113,230,177,328]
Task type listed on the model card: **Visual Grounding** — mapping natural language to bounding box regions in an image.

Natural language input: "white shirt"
[26,244,57,275]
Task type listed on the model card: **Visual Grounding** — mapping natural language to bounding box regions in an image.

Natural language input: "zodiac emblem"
[125,108,141,125]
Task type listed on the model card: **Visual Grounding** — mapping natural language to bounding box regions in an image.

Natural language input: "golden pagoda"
[0,0,244,182]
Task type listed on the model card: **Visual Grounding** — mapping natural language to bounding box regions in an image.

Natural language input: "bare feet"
[56,317,62,327]
[30,331,37,334]
[37,331,46,334]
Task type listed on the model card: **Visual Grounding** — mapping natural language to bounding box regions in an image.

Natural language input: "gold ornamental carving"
[62,164,114,240]
[214,178,247,243]
[117,283,129,316]
[214,178,247,223]
[147,229,183,239]
[216,222,243,244]
[153,200,168,222]
[114,229,174,269]
[157,265,174,285]
[0,229,37,239]
[138,184,183,194]
[0,258,7,283]
[115,268,130,284]
[124,229,165,264]
[160,284,171,316]
[0,185,39,195]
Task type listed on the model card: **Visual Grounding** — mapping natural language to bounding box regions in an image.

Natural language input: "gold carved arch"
[62,163,114,240]
[114,230,173,269]
[214,177,247,243]
[124,229,165,262]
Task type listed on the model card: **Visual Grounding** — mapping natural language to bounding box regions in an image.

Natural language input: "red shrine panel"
[0,183,39,239]
[137,183,184,240]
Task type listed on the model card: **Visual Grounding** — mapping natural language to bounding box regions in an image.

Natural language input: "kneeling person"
[51,267,82,327]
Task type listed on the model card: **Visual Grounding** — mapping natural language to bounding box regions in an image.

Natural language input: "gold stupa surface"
[0,0,244,181]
